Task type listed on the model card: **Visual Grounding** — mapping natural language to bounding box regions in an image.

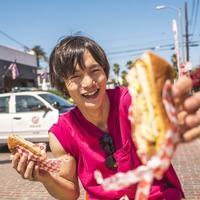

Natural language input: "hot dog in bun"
[7,135,45,159]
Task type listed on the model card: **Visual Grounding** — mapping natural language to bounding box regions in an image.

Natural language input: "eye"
[91,67,102,73]
[92,69,100,73]
[69,73,81,80]
[71,75,80,79]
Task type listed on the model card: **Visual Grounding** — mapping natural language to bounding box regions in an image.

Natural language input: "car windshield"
[38,93,73,108]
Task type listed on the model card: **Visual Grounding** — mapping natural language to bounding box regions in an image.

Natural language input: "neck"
[79,95,110,133]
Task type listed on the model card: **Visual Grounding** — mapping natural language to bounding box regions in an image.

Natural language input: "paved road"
[1,138,200,199]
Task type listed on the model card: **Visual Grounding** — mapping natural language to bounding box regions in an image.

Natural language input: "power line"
[107,43,175,55]
[190,0,196,27]
[104,38,173,52]
[107,41,200,61]
[0,30,30,51]
[191,0,199,35]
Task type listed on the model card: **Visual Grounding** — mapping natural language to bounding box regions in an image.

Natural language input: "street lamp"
[156,5,185,64]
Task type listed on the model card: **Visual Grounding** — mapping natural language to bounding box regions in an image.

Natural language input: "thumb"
[32,162,41,181]
[34,162,50,181]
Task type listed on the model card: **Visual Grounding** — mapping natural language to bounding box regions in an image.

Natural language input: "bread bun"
[127,51,174,159]
[7,135,45,159]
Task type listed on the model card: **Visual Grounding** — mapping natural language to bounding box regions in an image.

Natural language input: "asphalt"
[0,138,200,200]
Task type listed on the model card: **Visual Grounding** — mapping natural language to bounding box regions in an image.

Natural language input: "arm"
[172,76,200,142]
[12,132,80,200]
[40,132,80,199]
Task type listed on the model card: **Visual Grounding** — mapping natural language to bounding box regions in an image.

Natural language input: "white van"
[0,90,74,146]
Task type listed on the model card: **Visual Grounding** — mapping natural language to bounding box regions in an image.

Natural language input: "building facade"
[0,45,38,92]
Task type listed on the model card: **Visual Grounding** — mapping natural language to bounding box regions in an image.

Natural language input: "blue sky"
[0,0,199,77]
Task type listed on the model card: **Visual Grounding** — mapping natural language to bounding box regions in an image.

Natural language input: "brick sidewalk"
[0,138,200,199]
[0,149,85,200]
[172,138,200,199]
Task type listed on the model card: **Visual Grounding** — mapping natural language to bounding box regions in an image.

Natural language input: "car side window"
[0,96,10,113]
[16,95,45,113]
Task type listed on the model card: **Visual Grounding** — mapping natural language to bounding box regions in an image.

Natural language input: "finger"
[33,162,41,179]
[34,162,40,173]
[181,126,200,142]
[12,153,20,169]
[17,155,28,175]
[172,88,191,113]
[24,161,35,180]
[174,94,189,112]
[184,92,200,112]
[177,111,188,125]
[185,111,200,128]
[172,76,192,98]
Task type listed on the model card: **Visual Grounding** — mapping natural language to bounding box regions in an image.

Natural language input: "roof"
[0,45,37,67]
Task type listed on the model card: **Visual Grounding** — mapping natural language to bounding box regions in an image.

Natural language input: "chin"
[84,101,101,109]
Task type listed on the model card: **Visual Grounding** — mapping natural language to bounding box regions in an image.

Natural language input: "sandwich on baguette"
[127,51,174,160]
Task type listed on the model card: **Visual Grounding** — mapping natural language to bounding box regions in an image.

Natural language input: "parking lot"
[1,138,200,199]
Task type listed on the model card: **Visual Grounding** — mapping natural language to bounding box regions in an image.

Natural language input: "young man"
[12,35,200,200]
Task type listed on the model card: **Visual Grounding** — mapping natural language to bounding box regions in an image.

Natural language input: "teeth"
[84,90,97,96]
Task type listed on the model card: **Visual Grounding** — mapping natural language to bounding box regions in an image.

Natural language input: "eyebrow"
[88,63,101,69]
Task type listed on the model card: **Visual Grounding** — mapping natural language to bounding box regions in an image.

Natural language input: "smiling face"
[64,50,108,111]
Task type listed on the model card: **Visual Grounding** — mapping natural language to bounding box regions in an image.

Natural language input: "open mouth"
[82,89,100,100]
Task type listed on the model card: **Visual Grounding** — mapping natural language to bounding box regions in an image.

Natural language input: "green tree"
[32,45,48,68]
[110,78,117,85]
[121,70,128,86]
[119,60,133,87]
[113,63,120,85]
[126,60,133,69]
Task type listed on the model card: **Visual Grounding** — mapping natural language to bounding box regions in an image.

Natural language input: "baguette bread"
[7,135,45,159]
[127,51,174,159]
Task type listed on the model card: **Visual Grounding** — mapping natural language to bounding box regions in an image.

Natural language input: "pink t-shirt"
[49,86,184,200]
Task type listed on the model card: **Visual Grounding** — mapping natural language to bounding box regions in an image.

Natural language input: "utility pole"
[156,5,185,64]
[185,1,189,61]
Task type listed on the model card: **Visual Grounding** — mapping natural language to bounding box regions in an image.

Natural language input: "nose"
[81,74,95,88]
